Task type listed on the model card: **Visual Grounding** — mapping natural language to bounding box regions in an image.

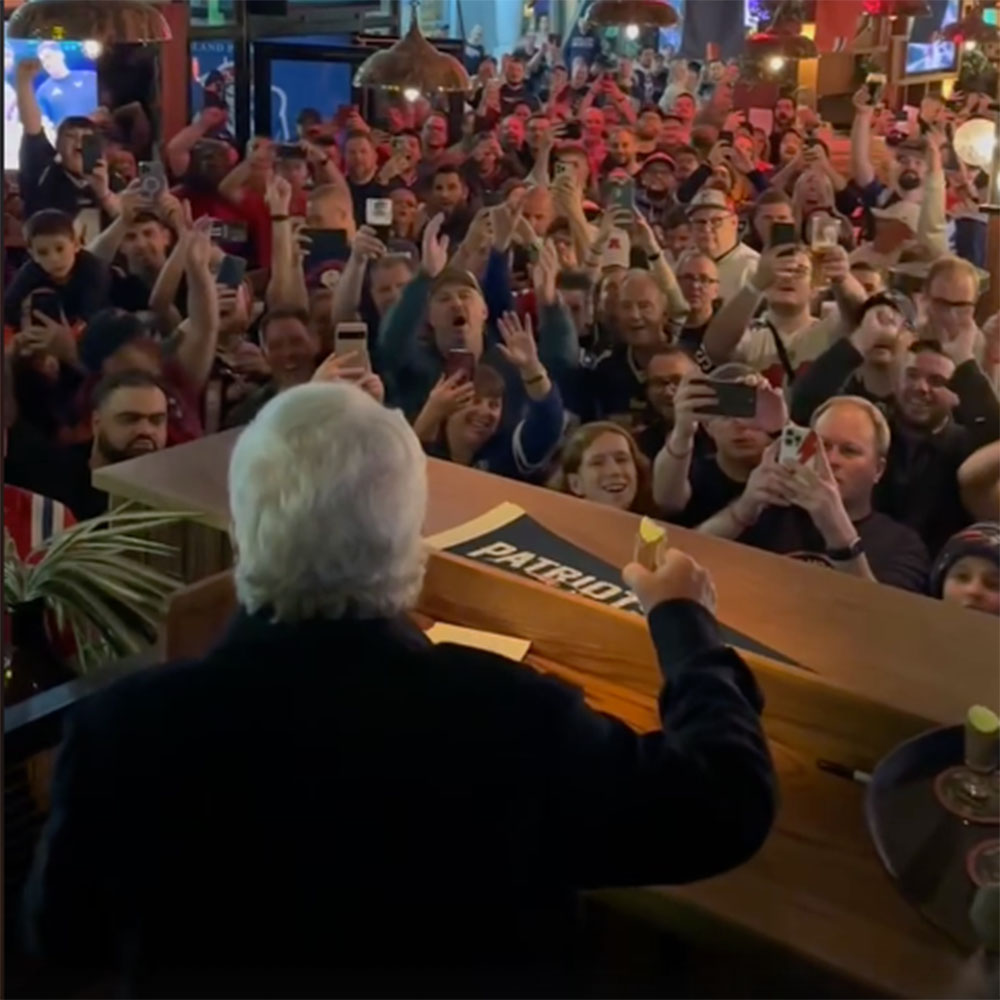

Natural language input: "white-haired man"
[27,382,775,995]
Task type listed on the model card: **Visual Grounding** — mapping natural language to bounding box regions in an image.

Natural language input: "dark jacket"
[790,339,1000,554]
[24,601,775,997]
[377,253,577,422]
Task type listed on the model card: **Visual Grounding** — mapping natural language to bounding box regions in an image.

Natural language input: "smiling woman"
[554,420,652,514]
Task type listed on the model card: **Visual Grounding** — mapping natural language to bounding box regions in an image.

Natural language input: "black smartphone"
[445,348,475,382]
[699,380,757,419]
[277,143,304,159]
[603,178,636,212]
[216,254,248,289]
[562,120,582,140]
[302,228,349,270]
[770,221,798,248]
[719,130,734,145]
[82,133,103,174]
[29,289,64,324]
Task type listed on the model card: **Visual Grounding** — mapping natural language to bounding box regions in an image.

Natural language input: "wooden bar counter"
[94,429,1000,998]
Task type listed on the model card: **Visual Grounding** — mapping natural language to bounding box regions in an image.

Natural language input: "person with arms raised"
[25,381,775,996]
[412,310,564,482]
[377,214,574,421]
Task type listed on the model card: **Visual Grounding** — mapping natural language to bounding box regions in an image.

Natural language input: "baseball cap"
[929,523,1000,598]
[687,188,735,218]
[857,290,916,329]
[640,152,676,172]
[429,267,483,298]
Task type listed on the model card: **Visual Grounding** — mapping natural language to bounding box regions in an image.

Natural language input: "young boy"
[4,208,111,338]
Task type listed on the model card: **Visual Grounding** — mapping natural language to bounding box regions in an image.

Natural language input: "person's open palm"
[489,202,523,252]
[427,372,476,418]
[532,239,559,304]
[421,213,450,277]
[496,310,539,371]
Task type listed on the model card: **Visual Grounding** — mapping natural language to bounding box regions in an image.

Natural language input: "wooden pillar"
[159,0,191,151]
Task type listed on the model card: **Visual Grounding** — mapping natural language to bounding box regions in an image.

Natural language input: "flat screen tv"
[904,0,960,77]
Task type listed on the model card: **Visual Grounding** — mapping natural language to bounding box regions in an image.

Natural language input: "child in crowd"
[930,522,1000,616]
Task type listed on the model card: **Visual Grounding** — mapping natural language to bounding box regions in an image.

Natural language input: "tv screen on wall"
[905,0,959,76]
[3,34,99,170]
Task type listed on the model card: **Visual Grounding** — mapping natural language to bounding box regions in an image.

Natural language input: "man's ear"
[874,455,887,484]
[90,407,100,437]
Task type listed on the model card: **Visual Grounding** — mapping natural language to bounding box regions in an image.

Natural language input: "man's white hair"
[229,383,427,622]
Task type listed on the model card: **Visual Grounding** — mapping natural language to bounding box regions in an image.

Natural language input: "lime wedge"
[968,705,1000,735]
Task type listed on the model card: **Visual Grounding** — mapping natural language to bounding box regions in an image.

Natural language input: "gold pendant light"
[587,0,680,28]
[5,0,172,44]
[354,0,470,95]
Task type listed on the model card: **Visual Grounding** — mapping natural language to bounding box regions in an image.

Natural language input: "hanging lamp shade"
[353,17,469,93]
[587,0,679,28]
[953,118,998,172]
[5,0,171,44]
[942,2,999,43]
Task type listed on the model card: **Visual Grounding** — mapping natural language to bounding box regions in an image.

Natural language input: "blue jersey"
[36,70,97,123]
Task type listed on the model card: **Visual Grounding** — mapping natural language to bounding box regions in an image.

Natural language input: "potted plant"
[3,506,194,704]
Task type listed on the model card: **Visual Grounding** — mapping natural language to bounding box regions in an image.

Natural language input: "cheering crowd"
[4,34,1000,615]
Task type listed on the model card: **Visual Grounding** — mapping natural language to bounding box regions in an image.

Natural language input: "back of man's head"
[229,383,427,622]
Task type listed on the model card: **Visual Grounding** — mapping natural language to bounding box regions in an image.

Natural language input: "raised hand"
[188,215,214,269]
[532,239,560,305]
[751,245,803,293]
[421,213,450,278]
[350,225,387,263]
[311,351,368,384]
[424,371,476,419]
[622,549,717,616]
[230,340,271,379]
[266,174,292,216]
[815,243,850,286]
[157,190,187,232]
[784,441,857,549]
[489,202,523,252]
[496,310,540,373]
[86,158,110,200]
[733,442,794,524]
[26,309,76,364]
[670,375,718,438]
[119,178,147,224]
[199,106,229,131]
[850,301,904,356]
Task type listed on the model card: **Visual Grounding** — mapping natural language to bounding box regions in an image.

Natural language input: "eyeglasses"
[679,274,719,286]
[691,216,732,232]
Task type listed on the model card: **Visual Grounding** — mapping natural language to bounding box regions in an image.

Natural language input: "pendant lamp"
[354,0,469,95]
[5,0,171,44]
[587,0,679,28]
[746,0,818,59]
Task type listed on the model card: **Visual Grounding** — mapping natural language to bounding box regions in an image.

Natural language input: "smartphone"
[28,289,64,324]
[333,322,370,370]
[770,221,798,249]
[719,130,734,145]
[562,120,582,140]
[216,254,248,289]
[699,380,757,419]
[276,143,304,159]
[302,228,349,269]
[81,133,103,174]
[365,198,393,227]
[138,161,166,201]
[445,348,475,382]
[554,160,574,180]
[603,178,635,212]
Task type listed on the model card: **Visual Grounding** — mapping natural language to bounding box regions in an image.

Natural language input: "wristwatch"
[826,537,864,562]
